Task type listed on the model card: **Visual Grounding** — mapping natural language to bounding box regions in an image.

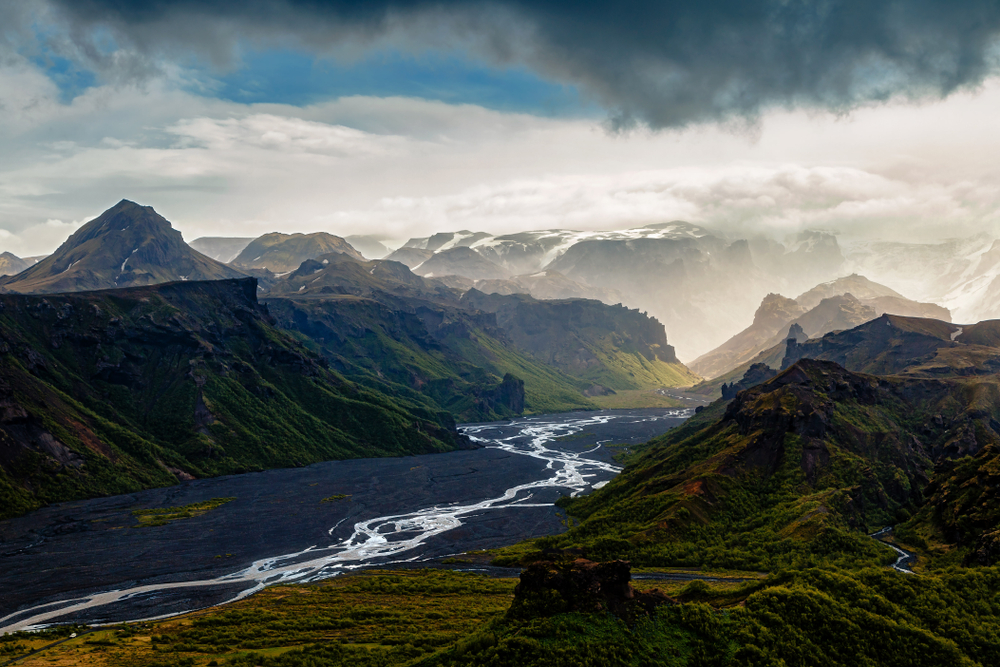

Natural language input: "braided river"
[0,408,693,634]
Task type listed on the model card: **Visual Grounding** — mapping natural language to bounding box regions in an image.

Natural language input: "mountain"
[189,237,255,263]
[0,252,30,277]
[0,278,464,520]
[461,290,698,391]
[264,254,595,417]
[544,347,1000,571]
[690,275,951,380]
[795,273,906,309]
[384,247,435,269]
[780,314,1000,378]
[376,222,855,360]
[230,232,363,273]
[469,270,625,303]
[265,252,698,415]
[412,246,511,280]
[344,235,392,259]
[845,233,1000,324]
[402,230,493,251]
[544,232,772,360]
[688,293,807,380]
[265,252,457,301]
[0,200,245,294]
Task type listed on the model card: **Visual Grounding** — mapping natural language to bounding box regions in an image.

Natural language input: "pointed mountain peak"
[0,201,244,294]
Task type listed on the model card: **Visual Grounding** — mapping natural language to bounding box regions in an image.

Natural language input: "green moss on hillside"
[0,279,462,520]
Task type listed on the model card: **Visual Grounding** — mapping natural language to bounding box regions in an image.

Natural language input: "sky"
[2,0,1000,256]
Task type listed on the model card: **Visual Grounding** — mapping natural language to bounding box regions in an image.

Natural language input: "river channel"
[0,408,693,634]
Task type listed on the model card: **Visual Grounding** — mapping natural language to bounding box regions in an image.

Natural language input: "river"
[0,408,693,634]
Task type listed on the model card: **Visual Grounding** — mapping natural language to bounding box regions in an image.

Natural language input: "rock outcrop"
[510,558,674,621]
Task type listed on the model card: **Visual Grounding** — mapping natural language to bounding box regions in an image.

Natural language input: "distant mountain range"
[845,234,1000,324]
[21,201,1000,374]
[376,222,853,360]
[690,274,950,380]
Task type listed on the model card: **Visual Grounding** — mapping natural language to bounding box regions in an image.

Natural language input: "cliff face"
[460,289,699,390]
[0,278,462,520]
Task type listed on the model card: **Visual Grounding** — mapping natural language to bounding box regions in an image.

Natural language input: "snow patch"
[120,248,138,273]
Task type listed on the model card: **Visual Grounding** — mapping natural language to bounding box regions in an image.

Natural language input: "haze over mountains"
[8,199,1000,375]
[0,201,704,515]
[690,274,951,381]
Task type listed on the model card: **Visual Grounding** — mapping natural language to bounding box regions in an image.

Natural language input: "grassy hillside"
[0,279,462,520]
[266,253,697,418]
[461,289,699,391]
[534,360,970,570]
[266,294,596,420]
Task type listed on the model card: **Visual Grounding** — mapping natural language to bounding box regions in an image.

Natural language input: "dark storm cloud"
[40,0,1000,127]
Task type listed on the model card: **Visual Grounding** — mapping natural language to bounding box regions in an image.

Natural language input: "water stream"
[0,409,690,634]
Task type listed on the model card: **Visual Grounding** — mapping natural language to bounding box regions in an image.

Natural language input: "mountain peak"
[231,232,363,273]
[0,201,244,294]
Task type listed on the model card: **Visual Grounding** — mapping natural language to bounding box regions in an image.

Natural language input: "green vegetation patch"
[5,570,518,667]
[133,497,236,527]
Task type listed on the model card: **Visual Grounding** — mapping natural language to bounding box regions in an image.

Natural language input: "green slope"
[0,278,462,520]
[266,294,596,420]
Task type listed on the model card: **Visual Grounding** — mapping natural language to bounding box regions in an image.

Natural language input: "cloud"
[2,49,1000,257]
[334,163,1000,245]
[28,0,1000,128]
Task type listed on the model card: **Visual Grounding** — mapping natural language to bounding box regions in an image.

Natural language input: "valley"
[3,200,1000,666]
[0,408,691,634]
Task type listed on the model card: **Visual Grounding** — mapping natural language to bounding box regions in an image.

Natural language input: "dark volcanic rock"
[473,373,525,416]
[720,362,779,399]
[511,558,674,620]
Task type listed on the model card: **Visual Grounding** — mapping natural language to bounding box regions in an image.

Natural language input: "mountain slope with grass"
[543,359,977,570]
[461,289,699,391]
[0,278,463,521]
[265,253,697,417]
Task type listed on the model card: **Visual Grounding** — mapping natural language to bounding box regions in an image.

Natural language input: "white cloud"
[2,57,1000,256]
